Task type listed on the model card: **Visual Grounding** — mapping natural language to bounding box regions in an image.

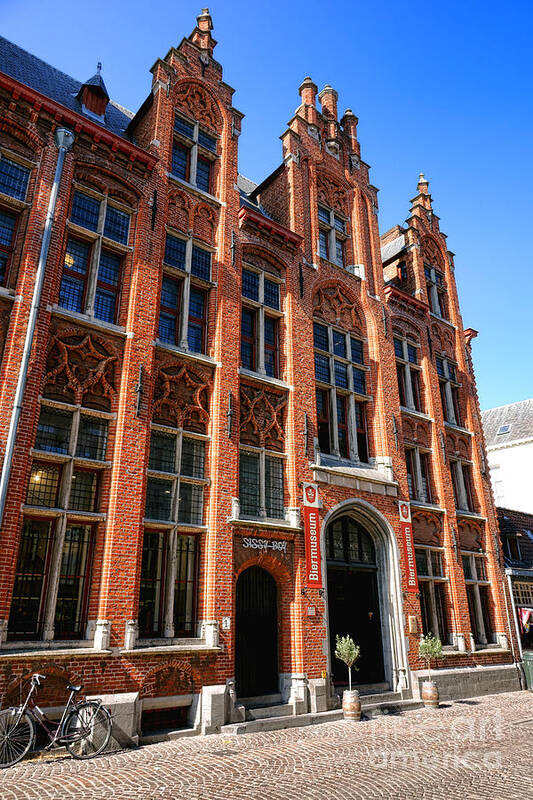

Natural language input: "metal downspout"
[0,127,75,527]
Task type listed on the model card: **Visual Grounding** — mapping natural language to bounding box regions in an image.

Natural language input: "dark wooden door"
[327,566,385,685]
[235,566,278,697]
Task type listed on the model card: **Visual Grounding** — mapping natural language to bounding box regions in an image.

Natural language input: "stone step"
[238,693,282,707]
[360,691,402,707]
[245,703,293,721]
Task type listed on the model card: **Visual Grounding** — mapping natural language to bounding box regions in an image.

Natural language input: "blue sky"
[2,0,531,410]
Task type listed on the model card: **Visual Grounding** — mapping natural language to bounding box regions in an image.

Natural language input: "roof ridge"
[482,398,533,414]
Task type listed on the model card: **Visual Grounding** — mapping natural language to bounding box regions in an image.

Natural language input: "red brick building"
[0,10,522,736]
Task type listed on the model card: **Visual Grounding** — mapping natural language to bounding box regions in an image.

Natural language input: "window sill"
[311,462,398,490]
[409,500,445,514]
[455,509,486,521]
[29,450,112,470]
[228,517,301,532]
[238,368,290,391]
[318,256,362,279]
[400,407,433,423]
[167,173,224,207]
[0,643,108,659]
[48,305,127,337]
[22,505,106,522]
[155,340,218,367]
[429,311,456,330]
[122,641,221,655]
[444,421,473,436]
[0,191,30,212]
[143,518,207,531]
[0,285,15,301]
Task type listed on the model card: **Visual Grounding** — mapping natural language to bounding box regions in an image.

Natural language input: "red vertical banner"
[303,483,322,588]
[398,500,418,592]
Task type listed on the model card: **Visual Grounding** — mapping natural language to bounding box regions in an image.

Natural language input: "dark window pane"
[139,530,164,637]
[103,206,129,244]
[69,470,98,512]
[319,230,328,259]
[431,550,444,577]
[0,209,16,247]
[355,402,369,462]
[146,478,173,520]
[407,343,418,364]
[149,432,176,472]
[476,556,487,581]
[394,337,404,359]
[172,143,189,180]
[239,452,260,516]
[264,316,276,345]
[264,316,278,378]
[59,275,84,312]
[64,238,90,275]
[336,396,349,458]
[198,129,217,152]
[159,312,177,344]
[188,323,204,353]
[314,353,330,383]
[173,535,197,636]
[1,252,10,284]
[436,357,445,377]
[98,251,120,286]
[27,463,60,507]
[181,438,205,478]
[316,388,331,454]
[164,234,186,270]
[196,157,211,193]
[94,288,116,323]
[8,519,52,640]
[241,307,255,371]
[448,362,456,382]
[313,322,328,352]
[174,115,195,138]
[334,360,348,388]
[353,367,366,395]
[334,215,346,233]
[242,269,259,301]
[188,289,205,353]
[397,363,407,407]
[178,482,204,525]
[0,157,30,200]
[350,338,363,364]
[161,275,180,309]
[265,456,284,518]
[264,279,280,310]
[318,205,330,224]
[241,307,254,337]
[335,238,344,266]
[415,548,428,576]
[76,417,108,460]
[55,525,93,638]
[191,246,211,281]
[332,331,346,358]
[462,555,472,580]
[35,408,71,453]
[71,192,100,231]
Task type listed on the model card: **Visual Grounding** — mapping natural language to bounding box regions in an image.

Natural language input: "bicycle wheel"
[63,701,112,759]
[0,709,35,768]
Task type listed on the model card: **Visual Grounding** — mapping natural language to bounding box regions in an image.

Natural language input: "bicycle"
[0,673,112,768]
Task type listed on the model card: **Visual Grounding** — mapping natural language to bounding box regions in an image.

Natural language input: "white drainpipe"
[0,127,75,526]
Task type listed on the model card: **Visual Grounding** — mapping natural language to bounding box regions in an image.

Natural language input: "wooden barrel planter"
[421,680,439,708]
[342,689,361,721]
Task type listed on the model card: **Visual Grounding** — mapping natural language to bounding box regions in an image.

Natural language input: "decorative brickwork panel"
[422,236,445,270]
[74,166,140,208]
[242,247,283,277]
[1,663,76,708]
[458,519,485,551]
[140,660,194,698]
[153,361,210,433]
[240,384,286,451]
[316,172,347,214]
[43,329,118,410]
[412,511,442,545]
[192,202,217,244]
[312,284,362,332]
[431,322,455,358]
[175,81,221,132]
[168,189,192,234]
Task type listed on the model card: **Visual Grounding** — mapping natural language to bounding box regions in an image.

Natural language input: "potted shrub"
[335,634,361,721]
[418,633,443,708]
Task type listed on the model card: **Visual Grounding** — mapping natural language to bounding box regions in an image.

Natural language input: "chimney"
[189,8,217,56]
[76,63,110,119]
[341,108,359,150]
[299,76,318,108]
[318,85,338,120]
[410,173,433,215]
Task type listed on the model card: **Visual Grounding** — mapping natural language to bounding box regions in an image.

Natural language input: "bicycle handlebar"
[31,673,47,686]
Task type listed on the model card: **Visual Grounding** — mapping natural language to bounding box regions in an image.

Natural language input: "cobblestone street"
[1,691,532,799]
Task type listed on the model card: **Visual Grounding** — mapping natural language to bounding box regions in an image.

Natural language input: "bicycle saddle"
[67,683,83,693]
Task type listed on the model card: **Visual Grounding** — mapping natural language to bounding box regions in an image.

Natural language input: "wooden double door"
[235,566,278,698]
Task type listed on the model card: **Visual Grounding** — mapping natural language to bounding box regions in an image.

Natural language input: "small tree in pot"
[418,633,443,708]
[335,635,361,720]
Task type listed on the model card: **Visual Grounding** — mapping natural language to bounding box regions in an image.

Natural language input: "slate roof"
[482,399,533,448]
[0,36,134,139]
[237,173,272,219]
[381,233,406,264]
[497,507,533,571]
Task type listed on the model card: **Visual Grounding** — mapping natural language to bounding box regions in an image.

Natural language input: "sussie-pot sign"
[303,483,322,588]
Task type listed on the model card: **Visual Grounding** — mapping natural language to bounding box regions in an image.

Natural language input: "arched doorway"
[235,566,278,698]
[326,516,385,685]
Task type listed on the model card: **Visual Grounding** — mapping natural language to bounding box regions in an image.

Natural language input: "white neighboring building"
[482,399,533,514]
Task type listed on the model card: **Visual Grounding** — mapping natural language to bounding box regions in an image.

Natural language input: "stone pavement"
[2,691,532,800]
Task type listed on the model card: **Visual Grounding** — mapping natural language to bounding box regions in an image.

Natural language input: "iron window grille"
[238,447,285,520]
[394,336,424,413]
[461,551,494,645]
[159,231,211,354]
[317,204,348,268]
[241,265,283,380]
[146,428,207,527]
[171,112,218,196]
[424,264,448,319]
[415,545,451,643]
[7,518,95,642]
[59,188,132,324]
[436,355,462,426]
[27,463,61,508]
[313,320,369,462]
[0,155,30,201]
[138,530,198,639]
[0,208,17,286]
